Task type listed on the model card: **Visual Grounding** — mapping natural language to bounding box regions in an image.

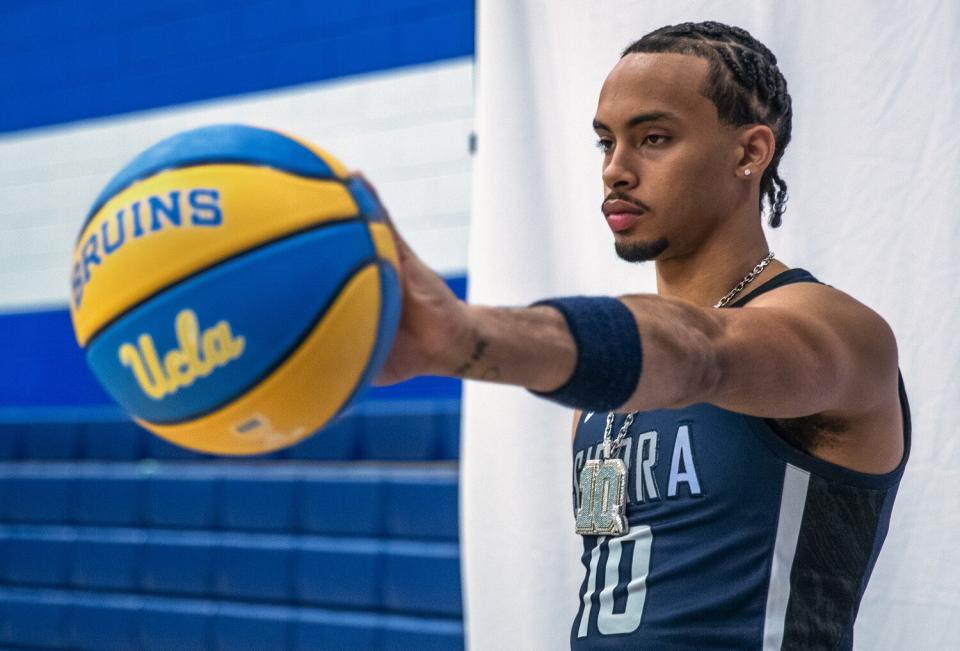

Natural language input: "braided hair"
[622,21,792,227]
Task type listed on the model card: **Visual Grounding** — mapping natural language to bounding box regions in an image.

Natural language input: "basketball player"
[362,20,910,649]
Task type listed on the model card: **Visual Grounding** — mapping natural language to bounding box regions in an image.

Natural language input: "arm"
[435,286,897,420]
[358,174,896,421]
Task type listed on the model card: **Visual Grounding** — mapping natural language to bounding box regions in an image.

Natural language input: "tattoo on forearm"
[481,366,501,380]
[454,336,489,377]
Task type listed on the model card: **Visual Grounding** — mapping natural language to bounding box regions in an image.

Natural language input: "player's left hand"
[350,173,469,386]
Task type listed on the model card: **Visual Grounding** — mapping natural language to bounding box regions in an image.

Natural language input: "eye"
[595,138,613,153]
[644,134,669,146]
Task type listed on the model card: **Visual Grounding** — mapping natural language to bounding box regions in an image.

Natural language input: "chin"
[614,236,670,263]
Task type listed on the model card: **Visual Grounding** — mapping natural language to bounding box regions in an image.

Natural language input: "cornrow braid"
[622,21,792,227]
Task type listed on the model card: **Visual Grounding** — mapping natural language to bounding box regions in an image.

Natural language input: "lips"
[603,199,645,232]
[606,213,641,232]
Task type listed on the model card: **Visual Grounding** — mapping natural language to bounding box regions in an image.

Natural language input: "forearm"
[435,295,722,411]
[437,303,578,392]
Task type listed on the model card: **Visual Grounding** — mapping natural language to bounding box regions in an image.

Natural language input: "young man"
[364,20,909,650]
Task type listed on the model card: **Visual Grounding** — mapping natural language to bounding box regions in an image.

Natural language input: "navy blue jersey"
[570,269,911,650]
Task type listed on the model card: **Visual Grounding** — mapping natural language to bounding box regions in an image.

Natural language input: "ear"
[736,124,776,179]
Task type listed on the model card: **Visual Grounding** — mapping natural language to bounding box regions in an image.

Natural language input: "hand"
[350,173,470,386]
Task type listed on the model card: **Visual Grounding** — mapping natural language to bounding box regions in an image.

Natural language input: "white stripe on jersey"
[763,463,811,650]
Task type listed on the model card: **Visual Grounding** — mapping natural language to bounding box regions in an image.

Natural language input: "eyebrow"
[593,111,679,131]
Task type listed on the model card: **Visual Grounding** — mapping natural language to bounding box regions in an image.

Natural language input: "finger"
[348,171,414,259]
[350,170,379,200]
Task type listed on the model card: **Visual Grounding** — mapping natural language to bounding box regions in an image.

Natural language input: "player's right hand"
[350,173,470,386]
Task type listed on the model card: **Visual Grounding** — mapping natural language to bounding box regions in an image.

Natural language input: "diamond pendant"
[575,457,628,537]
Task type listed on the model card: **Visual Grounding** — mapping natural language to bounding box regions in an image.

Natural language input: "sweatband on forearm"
[526,296,643,411]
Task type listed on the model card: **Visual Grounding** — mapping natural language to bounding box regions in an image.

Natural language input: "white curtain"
[462,1,960,649]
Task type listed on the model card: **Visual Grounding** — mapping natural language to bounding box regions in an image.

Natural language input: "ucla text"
[118,308,245,400]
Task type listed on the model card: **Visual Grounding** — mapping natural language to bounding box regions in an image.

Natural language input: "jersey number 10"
[577,526,653,637]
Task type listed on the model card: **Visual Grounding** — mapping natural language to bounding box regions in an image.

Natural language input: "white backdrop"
[462,1,960,649]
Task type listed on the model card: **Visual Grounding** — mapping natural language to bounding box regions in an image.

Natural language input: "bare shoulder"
[571,408,582,443]
[744,279,898,383]
[740,278,904,473]
[744,277,888,324]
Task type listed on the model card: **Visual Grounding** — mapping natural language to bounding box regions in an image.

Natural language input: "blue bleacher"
[142,530,217,596]
[219,475,302,531]
[147,474,219,529]
[0,587,72,649]
[0,462,458,538]
[138,596,217,651]
[73,528,145,591]
[0,523,460,614]
[76,470,146,526]
[0,398,460,463]
[215,601,297,651]
[0,462,458,540]
[0,586,465,651]
[0,401,464,650]
[383,540,463,617]
[68,591,142,651]
[301,470,383,537]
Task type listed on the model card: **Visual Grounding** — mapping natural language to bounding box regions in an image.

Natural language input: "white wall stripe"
[763,463,811,650]
[0,58,473,310]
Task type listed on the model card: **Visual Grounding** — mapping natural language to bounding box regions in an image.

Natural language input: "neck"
[654,221,785,307]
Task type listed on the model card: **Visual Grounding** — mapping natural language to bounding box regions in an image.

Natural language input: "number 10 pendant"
[575,457,628,536]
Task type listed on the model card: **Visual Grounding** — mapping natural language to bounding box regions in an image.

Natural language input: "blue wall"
[0,0,475,133]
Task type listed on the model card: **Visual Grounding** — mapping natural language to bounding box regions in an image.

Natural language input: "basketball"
[68,124,402,456]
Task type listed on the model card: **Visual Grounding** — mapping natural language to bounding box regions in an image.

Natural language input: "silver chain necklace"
[577,251,776,536]
[713,251,776,308]
[601,411,635,461]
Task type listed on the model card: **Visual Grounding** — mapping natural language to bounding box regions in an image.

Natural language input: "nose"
[601,146,638,190]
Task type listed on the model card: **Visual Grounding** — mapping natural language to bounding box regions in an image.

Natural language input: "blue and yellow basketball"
[69,124,401,455]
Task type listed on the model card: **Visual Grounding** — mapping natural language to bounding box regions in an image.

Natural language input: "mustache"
[602,192,650,212]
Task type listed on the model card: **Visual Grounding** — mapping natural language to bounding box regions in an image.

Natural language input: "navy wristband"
[527,296,643,411]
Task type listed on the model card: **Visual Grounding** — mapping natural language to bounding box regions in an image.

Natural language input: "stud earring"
[744,168,752,177]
